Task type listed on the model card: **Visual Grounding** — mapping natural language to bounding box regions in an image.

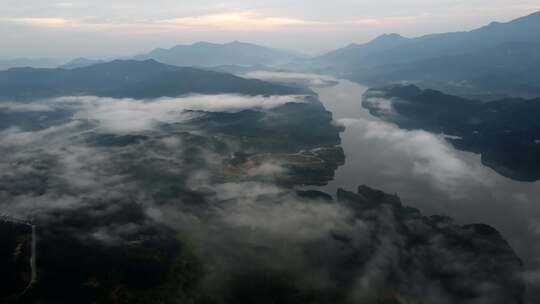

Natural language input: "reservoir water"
[243,69,540,300]
[313,79,540,299]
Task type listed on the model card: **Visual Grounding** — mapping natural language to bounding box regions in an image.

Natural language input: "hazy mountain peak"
[371,33,406,42]
[316,33,409,63]
[487,21,502,27]
[103,58,158,66]
[512,10,540,22]
[366,33,409,48]
[344,43,360,48]
[136,41,300,67]
[477,9,540,32]
[59,57,104,69]
[0,57,62,70]
[191,41,219,47]
[315,9,540,75]
[227,40,247,45]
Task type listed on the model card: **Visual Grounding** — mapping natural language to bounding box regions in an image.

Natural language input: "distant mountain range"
[135,41,304,67]
[0,57,106,71]
[0,58,62,71]
[2,11,540,98]
[316,11,540,67]
[0,41,303,71]
[310,10,540,98]
[0,59,304,100]
[59,57,105,69]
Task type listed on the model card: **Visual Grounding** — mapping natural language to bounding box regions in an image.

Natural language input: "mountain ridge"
[0,59,305,100]
[135,41,303,67]
[310,10,540,98]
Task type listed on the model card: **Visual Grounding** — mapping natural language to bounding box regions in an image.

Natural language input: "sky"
[2,0,540,59]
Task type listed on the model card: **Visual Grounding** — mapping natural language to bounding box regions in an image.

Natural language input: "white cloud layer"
[242,71,338,87]
[339,118,490,194]
[52,94,305,133]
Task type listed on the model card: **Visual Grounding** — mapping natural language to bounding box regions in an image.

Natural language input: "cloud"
[0,102,57,112]
[246,162,287,177]
[0,193,82,219]
[51,94,306,133]
[0,10,429,34]
[3,17,73,27]
[3,1,540,58]
[362,95,396,116]
[0,121,84,147]
[212,182,286,201]
[158,11,322,30]
[2,11,323,33]
[214,183,353,241]
[0,92,527,303]
[0,92,308,220]
[242,71,338,87]
[339,118,491,195]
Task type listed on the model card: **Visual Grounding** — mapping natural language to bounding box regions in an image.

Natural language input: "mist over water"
[310,79,540,296]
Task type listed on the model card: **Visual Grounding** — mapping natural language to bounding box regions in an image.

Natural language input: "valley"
[2,5,540,303]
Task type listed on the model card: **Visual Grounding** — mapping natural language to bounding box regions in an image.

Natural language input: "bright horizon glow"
[1,0,540,59]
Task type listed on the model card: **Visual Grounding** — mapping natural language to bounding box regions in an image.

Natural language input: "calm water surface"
[312,80,540,297]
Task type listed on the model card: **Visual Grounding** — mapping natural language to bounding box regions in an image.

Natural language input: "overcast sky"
[2,0,540,59]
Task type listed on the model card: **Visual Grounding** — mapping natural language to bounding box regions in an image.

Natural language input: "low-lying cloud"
[243,71,338,88]
[339,117,491,195]
[0,90,528,303]
[362,94,397,116]
[0,92,310,222]
[61,94,306,133]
